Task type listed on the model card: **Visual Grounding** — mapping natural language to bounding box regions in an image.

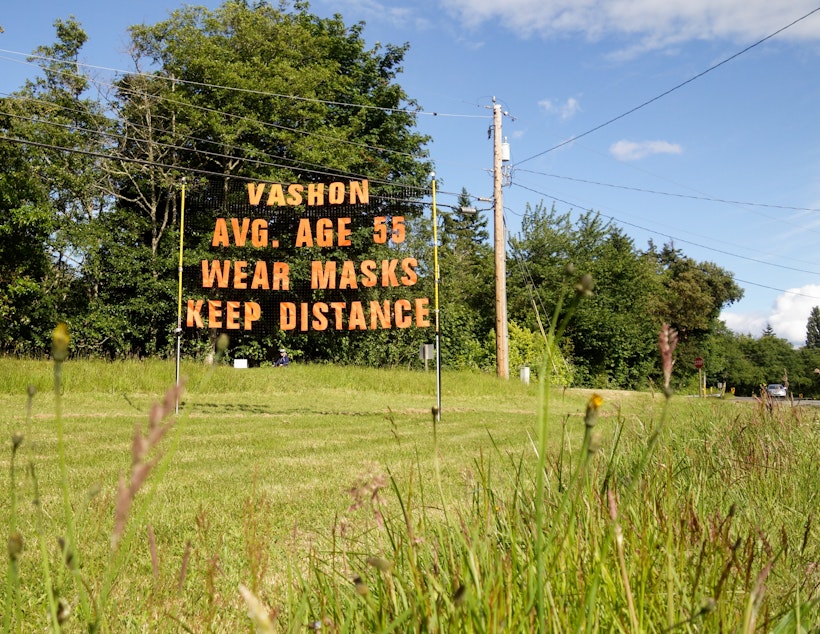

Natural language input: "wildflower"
[51,323,70,362]
[584,393,603,429]
[658,323,678,392]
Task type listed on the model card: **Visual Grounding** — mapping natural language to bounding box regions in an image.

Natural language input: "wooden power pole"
[492,100,509,379]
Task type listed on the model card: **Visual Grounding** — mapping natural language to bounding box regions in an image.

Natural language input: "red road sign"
[694,357,704,369]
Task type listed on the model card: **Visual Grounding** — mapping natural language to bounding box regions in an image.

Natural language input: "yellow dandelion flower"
[51,323,70,362]
[584,393,603,429]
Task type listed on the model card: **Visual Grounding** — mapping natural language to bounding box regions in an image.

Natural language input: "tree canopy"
[2,2,819,395]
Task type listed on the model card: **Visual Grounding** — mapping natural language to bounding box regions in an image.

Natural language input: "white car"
[766,384,787,398]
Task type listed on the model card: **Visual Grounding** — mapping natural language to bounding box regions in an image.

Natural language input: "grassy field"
[1,356,819,632]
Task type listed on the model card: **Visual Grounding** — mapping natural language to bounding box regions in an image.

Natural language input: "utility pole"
[492,99,509,379]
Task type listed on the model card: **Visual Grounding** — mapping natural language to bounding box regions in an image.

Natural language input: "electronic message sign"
[182,179,430,335]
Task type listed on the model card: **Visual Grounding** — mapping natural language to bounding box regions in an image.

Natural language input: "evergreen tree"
[437,188,494,368]
[806,306,820,348]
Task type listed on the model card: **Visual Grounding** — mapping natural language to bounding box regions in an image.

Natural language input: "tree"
[648,243,744,341]
[0,18,110,353]
[742,330,797,390]
[508,205,662,388]
[806,306,820,349]
[437,188,494,367]
[507,202,575,333]
[99,1,433,360]
[563,214,661,388]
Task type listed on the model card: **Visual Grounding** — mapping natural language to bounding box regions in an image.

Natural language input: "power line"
[513,6,820,168]
[0,57,428,164]
[0,105,377,185]
[0,49,491,119]
[733,278,820,301]
[0,45,486,199]
[1,85,430,188]
[511,174,820,267]
[516,169,820,214]
[0,133,435,204]
[513,182,820,276]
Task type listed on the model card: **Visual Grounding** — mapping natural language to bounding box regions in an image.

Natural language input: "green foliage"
[4,4,820,404]
[506,320,576,386]
[806,306,820,349]
[509,206,661,389]
[648,242,744,339]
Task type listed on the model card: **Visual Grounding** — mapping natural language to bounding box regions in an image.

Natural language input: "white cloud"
[328,0,433,30]
[538,97,581,120]
[768,285,820,345]
[609,139,682,161]
[722,284,820,346]
[441,0,820,48]
[721,311,768,338]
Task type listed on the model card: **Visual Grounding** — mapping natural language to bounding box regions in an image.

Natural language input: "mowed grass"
[1,357,819,632]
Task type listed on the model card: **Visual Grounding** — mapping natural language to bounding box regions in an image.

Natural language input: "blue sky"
[2,0,820,345]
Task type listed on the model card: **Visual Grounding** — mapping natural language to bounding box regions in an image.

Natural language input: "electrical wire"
[0,57,427,164]
[512,169,820,245]
[0,133,442,209]
[0,49,491,119]
[0,46,485,200]
[732,278,820,300]
[513,182,820,276]
[516,169,820,214]
[1,83,443,190]
[513,6,820,168]
[0,105,381,185]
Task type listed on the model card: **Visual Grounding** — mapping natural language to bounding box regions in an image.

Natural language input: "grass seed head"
[238,584,275,634]
[8,531,23,561]
[353,576,369,596]
[658,323,678,391]
[366,556,393,573]
[56,598,71,625]
[574,273,595,297]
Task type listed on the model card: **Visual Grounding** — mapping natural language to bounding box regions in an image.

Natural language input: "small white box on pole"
[233,359,248,369]
[520,366,530,384]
